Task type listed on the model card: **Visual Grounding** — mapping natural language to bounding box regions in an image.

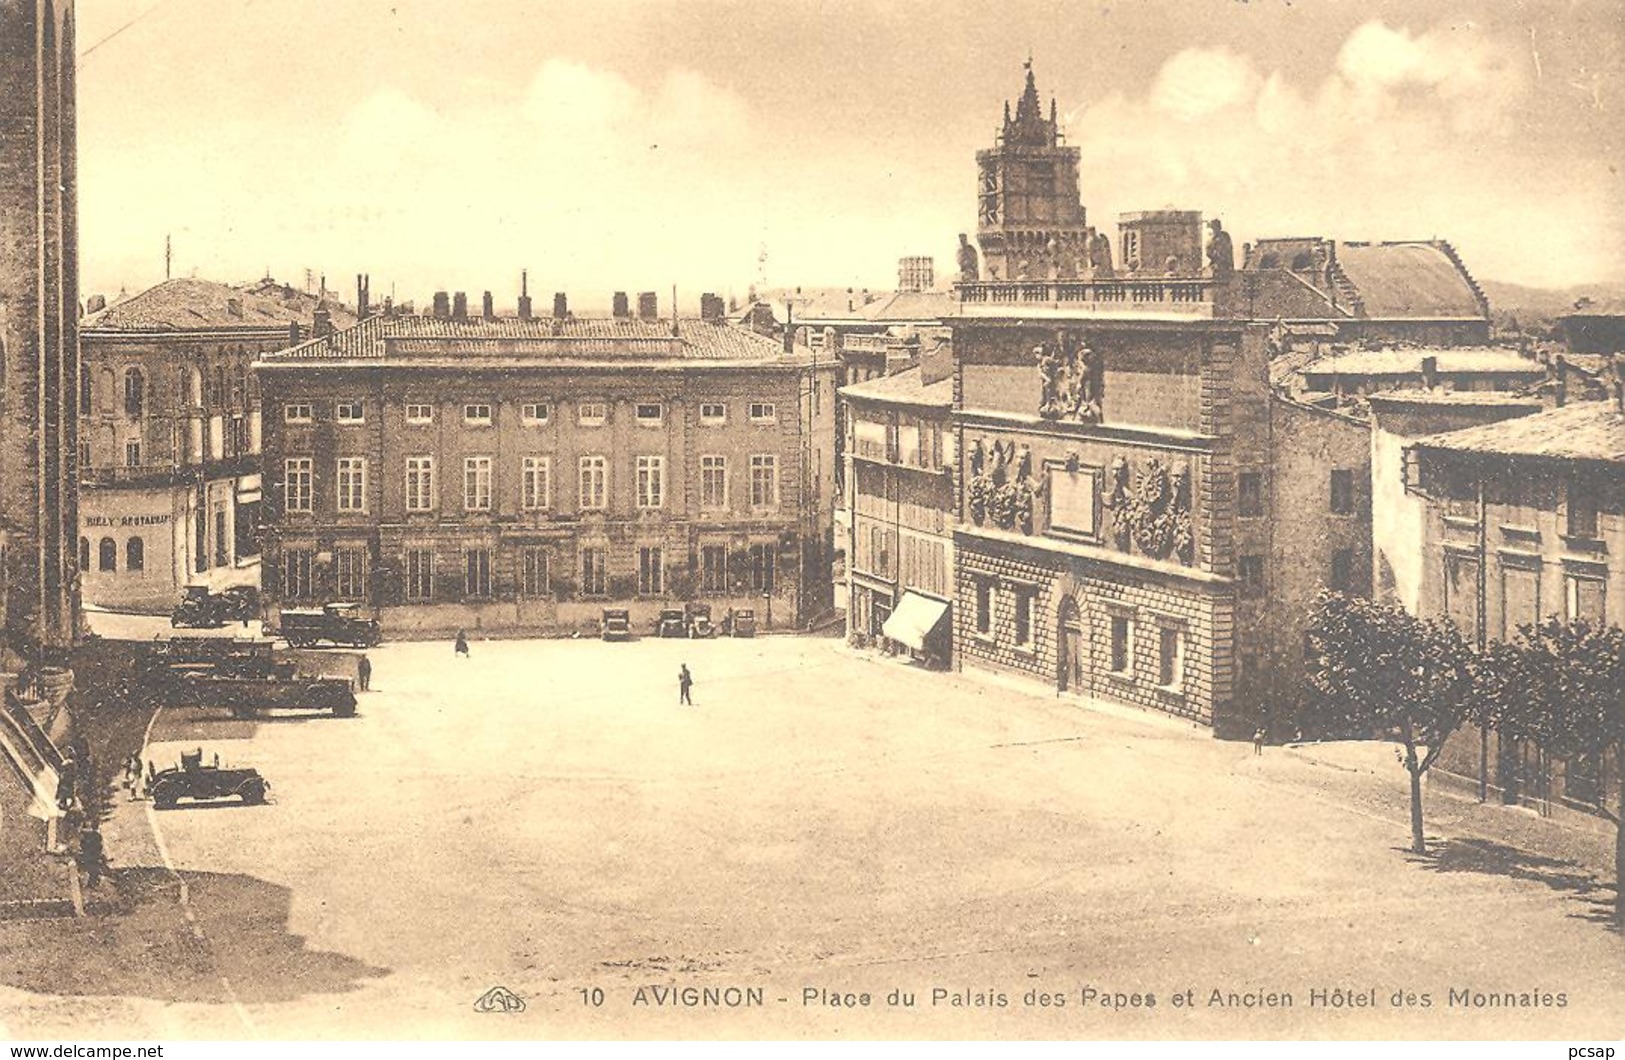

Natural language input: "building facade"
[1406,386,1624,819]
[842,364,956,665]
[77,278,345,612]
[256,294,838,637]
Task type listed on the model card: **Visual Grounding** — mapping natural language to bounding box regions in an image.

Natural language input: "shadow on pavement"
[0,866,388,1004]
[1407,836,1620,929]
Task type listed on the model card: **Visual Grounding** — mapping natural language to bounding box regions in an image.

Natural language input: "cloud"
[1067,19,1618,287]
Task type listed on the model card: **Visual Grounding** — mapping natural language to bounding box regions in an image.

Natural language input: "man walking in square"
[357,654,372,692]
[678,664,693,706]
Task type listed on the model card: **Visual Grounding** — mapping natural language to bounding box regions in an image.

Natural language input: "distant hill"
[1477,279,1625,330]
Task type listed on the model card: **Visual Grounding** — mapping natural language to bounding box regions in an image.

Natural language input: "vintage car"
[170,586,228,629]
[654,608,687,638]
[137,638,295,682]
[147,749,267,809]
[684,602,716,639]
[601,608,632,642]
[218,585,260,622]
[725,607,757,638]
[277,602,381,648]
[164,673,357,718]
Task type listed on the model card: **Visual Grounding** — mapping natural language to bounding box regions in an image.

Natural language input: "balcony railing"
[955,277,1224,315]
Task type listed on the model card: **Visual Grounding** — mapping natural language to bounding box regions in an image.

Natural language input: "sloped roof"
[1300,346,1541,377]
[1335,242,1487,319]
[1561,298,1625,318]
[839,367,953,409]
[864,290,952,322]
[84,277,356,331]
[260,313,815,368]
[1411,399,1625,463]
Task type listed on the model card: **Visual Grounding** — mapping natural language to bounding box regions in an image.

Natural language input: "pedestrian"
[1253,727,1266,756]
[55,753,76,811]
[454,629,470,658]
[357,653,372,692]
[122,752,143,797]
[678,664,693,706]
[78,824,109,889]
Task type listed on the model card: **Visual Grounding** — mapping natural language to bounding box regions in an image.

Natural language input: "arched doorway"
[1058,594,1085,694]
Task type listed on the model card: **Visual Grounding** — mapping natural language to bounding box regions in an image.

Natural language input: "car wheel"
[333,698,356,718]
[153,786,177,810]
[240,780,265,804]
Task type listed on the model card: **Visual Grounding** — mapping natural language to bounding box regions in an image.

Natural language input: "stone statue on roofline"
[957,233,980,283]
[1207,218,1235,280]
[1089,232,1114,278]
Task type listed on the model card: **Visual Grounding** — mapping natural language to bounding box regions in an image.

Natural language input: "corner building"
[256,300,837,636]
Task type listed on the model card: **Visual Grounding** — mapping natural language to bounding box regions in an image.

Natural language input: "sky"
[75,0,1625,309]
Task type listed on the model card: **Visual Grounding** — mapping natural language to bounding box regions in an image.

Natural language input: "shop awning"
[881,592,950,652]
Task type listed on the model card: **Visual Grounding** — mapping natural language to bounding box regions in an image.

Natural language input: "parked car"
[725,607,757,638]
[277,602,381,648]
[170,586,228,629]
[164,673,357,718]
[685,602,716,639]
[137,638,294,681]
[147,749,267,809]
[654,608,687,638]
[601,608,632,642]
[218,585,260,622]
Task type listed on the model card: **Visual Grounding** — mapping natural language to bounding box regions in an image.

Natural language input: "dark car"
[601,608,632,642]
[685,602,715,639]
[147,749,267,809]
[137,638,294,681]
[277,602,381,648]
[218,585,260,623]
[165,673,357,718]
[654,608,687,638]
[726,608,757,638]
[170,586,227,629]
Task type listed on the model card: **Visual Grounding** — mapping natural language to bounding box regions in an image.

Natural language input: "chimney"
[382,296,394,318]
[226,297,242,319]
[517,270,532,320]
[288,320,300,345]
[612,291,630,319]
[748,302,777,338]
[700,293,724,323]
[313,307,333,337]
[356,274,369,319]
[638,292,658,321]
[1555,354,1568,408]
[553,292,568,319]
[85,293,106,314]
[452,292,468,321]
[432,291,450,318]
[482,291,495,321]
[1420,355,1438,390]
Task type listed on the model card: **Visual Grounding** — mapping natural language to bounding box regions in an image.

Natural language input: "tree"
[1476,617,1625,925]
[1306,591,1476,854]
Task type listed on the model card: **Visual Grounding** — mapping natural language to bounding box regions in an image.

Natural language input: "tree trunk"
[1615,785,1624,927]
[1409,765,1426,855]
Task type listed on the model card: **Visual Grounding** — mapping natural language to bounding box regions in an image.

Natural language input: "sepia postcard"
[1,0,1623,1049]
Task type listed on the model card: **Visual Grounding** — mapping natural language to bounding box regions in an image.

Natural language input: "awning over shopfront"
[881,591,950,651]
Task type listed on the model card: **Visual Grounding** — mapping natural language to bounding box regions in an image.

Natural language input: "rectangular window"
[581,547,607,597]
[638,547,663,596]
[1566,575,1606,625]
[700,402,726,425]
[579,456,607,510]
[701,545,727,593]
[405,404,434,424]
[284,457,313,513]
[405,548,434,602]
[1330,469,1355,515]
[463,457,492,511]
[1109,613,1133,674]
[465,548,492,597]
[521,547,550,597]
[284,403,313,424]
[521,456,551,510]
[636,456,665,509]
[1013,588,1034,647]
[463,404,493,426]
[124,440,142,467]
[281,548,314,601]
[521,403,550,425]
[336,400,364,424]
[700,455,728,509]
[748,543,775,593]
[337,457,367,512]
[335,549,368,599]
[1238,471,1263,518]
[1444,552,1481,638]
[749,402,776,424]
[1239,555,1264,597]
[405,456,435,512]
[635,402,663,426]
[1158,625,1184,690]
[975,579,992,635]
[1330,549,1353,592]
[750,454,778,507]
[1567,483,1599,539]
[579,402,607,427]
[1500,564,1540,642]
[213,506,228,567]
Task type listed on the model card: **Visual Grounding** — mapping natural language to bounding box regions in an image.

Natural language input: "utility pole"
[164,234,171,280]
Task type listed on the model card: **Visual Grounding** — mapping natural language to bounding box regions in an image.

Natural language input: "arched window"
[98,367,115,413]
[98,537,117,572]
[1291,251,1314,271]
[1258,252,1281,269]
[213,365,227,406]
[126,536,145,572]
[124,367,145,416]
[187,366,203,408]
[78,370,91,415]
[78,536,89,572]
